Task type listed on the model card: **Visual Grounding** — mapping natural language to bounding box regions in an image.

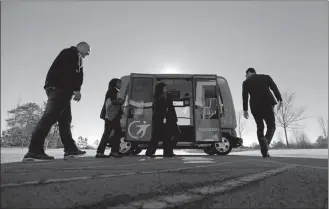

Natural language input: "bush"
[271,141,287,149]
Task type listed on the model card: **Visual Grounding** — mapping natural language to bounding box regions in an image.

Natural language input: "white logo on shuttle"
[197,128,219,132]
[128,121,150,139]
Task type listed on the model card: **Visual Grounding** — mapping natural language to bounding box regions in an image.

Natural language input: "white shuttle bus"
[114,73,243,156]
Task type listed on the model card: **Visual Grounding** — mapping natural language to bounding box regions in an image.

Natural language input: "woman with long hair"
[96,78,124,158]
[145,82,179,157]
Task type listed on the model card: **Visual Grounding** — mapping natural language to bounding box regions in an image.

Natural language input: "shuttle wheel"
[214,137,232,155]
[119,137,132,155]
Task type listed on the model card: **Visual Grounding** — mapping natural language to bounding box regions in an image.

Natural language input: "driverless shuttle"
[116,73,243,156]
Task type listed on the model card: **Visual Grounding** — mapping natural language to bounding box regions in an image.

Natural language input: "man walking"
[242,68,283,157]
[23,42,91,162]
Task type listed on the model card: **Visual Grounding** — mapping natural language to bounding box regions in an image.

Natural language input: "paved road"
[1,155,327,209]
[231,149,328,159]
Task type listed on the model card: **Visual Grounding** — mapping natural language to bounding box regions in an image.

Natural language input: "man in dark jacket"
[242,68,283,158]
[23,42,90,162]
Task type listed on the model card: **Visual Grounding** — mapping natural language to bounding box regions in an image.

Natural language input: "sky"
[1,1,328,146]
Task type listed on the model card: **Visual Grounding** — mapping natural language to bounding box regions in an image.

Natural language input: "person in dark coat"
[242,67,283,158]
[96,78,124,158]
[145,82,179,157]
[23,42,90,162]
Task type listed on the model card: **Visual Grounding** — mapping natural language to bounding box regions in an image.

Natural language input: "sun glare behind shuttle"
[161,67,180,74]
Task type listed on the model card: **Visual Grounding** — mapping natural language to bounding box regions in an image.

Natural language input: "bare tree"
[317,116,328,139]
[271,131,286,149]
[275,92,307,148]
[292,128,301,147]
[292,129,311,149]
[236,110,246,138]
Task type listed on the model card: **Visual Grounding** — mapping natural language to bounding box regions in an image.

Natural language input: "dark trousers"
[146,123,175,156]
[28,88,78,154]
[97,118,122,154]
[251,104,276,155]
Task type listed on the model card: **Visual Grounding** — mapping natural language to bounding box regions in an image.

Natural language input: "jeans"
[28,87,78,153]
[97,118,122,154]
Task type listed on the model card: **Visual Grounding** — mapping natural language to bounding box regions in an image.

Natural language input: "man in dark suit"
[242,68,283,157]
[23,42,91,162]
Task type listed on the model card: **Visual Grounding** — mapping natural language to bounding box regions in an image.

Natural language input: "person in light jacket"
[96,78,124,158]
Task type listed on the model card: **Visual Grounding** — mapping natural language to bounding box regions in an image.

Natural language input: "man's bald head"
[76,42,90,58]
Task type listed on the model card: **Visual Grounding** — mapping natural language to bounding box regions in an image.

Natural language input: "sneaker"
[95,153,110,158]
[22,152,55,162]
[64,149,86,160]
[110,152,123,158]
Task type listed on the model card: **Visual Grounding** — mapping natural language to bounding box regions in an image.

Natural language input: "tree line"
[0,101,97,149]
[1,91,327,149]
[236,92,328,149]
